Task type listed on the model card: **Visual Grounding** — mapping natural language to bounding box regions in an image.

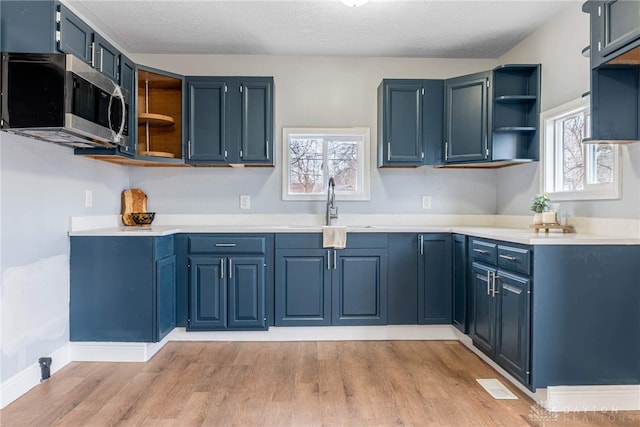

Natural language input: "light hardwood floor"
[0,341,637,426]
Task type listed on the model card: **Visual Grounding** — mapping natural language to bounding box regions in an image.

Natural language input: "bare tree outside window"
[541,98,619,201]
[283,128,370,201]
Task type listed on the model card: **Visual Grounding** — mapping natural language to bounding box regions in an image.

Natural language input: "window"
[282,127,370,201]
[541,98,620,201]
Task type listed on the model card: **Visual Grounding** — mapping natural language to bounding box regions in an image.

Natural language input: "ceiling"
[67,0,574,58]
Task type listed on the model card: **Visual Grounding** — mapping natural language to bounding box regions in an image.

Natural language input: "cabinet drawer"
[471,239,497,265]
[155,236,174,259]
[498,245,531,275]
[188,235,266,254]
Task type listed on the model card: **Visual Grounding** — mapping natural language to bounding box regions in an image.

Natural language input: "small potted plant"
[530,193,551,224]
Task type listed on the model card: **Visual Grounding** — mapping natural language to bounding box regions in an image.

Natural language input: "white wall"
[496,5,640,219]
[129,54,500,215]
[0,133,129,384]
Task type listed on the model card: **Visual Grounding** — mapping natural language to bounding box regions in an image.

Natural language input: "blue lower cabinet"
[70,236,176,342]
[187,255,267,331]
[275,249,332,326]
[418,234,452,324]
[332,249,388,325]
[495,271,531,385]
[274,233,388,326]
[387,234,419,324]
[452,234,468,332]
[471,262,496,355]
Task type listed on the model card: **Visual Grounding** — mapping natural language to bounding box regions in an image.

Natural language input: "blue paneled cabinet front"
[188,255,267,330]
[418,234,452,324]
[70,236,176,342]
[0,2,121,81]
[186,76,274,165]
[377,79,443,166]
[444,72,491,163]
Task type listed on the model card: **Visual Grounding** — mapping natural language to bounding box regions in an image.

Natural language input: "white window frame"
[282,127,371,201]
[540,97,620,201]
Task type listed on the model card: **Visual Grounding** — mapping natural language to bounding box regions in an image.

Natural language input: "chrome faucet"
[326,177,338,226]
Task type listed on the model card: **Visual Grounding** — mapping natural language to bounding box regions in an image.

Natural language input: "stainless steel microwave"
[1,52,129,149]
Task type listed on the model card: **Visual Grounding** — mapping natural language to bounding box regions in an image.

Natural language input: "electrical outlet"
[85,190,93,208]
[422,195,432,210]
[240,194,251,210]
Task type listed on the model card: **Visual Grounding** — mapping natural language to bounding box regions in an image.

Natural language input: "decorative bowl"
[131,212,155,225]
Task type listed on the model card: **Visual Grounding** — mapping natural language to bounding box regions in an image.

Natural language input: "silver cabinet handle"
[444,142,448,161]
[188,140,192,159]
[499,254,517,261]
[266,140,269,160]
[220,258,225,279]
[387,143,391,161]
[333,250,337,270]
[99,48,104,72]
[486,270,491,296]
[215,243,237,247]
[327,250,331,270]
[419,235,424,255]
[228,258,233,279]
[90,42,96,67]
[492,273,500,297]
[474,248,489,254]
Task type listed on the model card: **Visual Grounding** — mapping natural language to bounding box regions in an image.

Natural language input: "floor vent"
[476,378,518,400]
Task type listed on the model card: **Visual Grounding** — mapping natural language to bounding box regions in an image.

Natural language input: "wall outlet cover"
[240,195,251,210]
[422,195,432,210]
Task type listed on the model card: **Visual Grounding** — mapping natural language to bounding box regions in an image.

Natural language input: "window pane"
[288,137,323,194]
[327,139,359,192]
[560,114,584,191]
[587,144,614,184]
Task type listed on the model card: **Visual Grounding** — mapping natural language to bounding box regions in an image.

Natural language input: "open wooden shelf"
[138,113,175,127]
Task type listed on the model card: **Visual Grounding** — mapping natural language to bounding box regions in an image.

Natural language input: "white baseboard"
[0,344,71,409]
[168,324,458,342]
[545,385,640,412]
[69,333,173,363]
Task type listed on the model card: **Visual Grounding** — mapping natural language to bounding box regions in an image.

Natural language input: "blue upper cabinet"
[92,33,120,82]
[443,65,540,166]
[444,71,491,163]
[118,55,137,157]
[583,1,640,144]
[0,1,121,82]
[57,4,93,63]
[584,0,640,69]
[377,79,443,166]
[186,78,229,163]
[238,78,274,164]
[186,76,274,166]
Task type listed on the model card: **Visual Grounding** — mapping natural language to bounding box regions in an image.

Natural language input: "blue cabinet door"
[58,4,93,63]
[118,55,137,157]
[275,249,332,326]
[188,256,227,330]
[444,72,490,163]
[92,33,119,81]
[186,78,228,163]
[471,262,496,356]
[387,234,419,324]
[332,249,388,325]
[495,271,531,385]
[238,77,274,164]
[156,255,177,341]
[418,234,452,324]
[380,81,424,165]
[452,234,467,332]
[586,0,640,68]
[228,256,267,329]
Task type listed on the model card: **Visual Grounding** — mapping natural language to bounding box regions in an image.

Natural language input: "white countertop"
[68,222,640,245]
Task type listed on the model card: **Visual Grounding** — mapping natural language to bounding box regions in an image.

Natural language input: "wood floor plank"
[1,340,637,427]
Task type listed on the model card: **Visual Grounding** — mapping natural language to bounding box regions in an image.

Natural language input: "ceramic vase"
[533,212,543,224]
